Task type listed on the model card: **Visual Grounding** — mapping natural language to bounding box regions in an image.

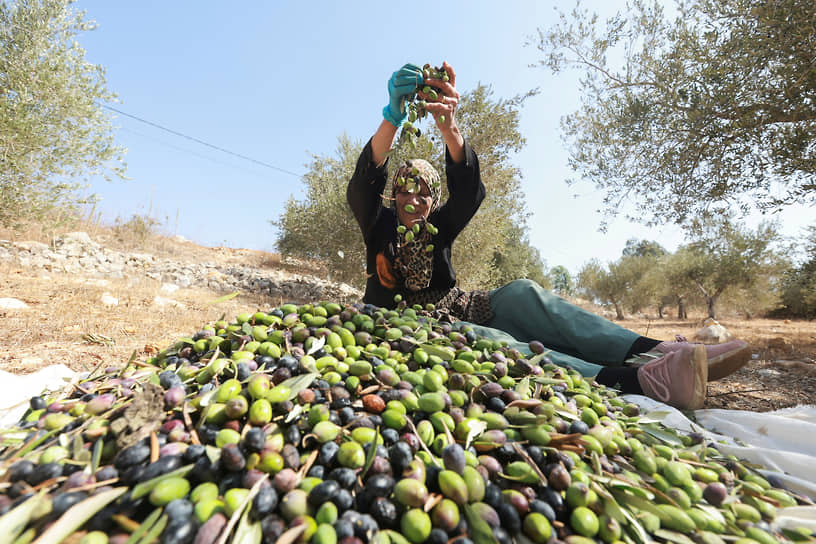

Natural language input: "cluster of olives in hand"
[401,64,449,148]
[0,300,811,544]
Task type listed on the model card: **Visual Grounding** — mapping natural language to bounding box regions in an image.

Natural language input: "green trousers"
[464,279,640,377]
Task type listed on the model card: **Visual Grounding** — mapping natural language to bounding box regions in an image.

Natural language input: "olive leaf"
[284,403,303,424]
[134,512,168,544]
[12,528,36,544]
[0,490,47,542]
[272,524,307,544]
[420,343,455,362]
[464,419,487,450]
[124,507,163,544]
[640,423,684,446]
[306,335,326,356]
[360,426,380,480]
[277,372,320,401]
[515,377,531,397]
[207,291,240,305]
[384,530,411,544]
[32,486,127,544]
[90,438,103,474]
[617,504,652,544]
[654,529,697,544]
[216,473,268,544]
[528,350,552,366]
[463,504,499,544]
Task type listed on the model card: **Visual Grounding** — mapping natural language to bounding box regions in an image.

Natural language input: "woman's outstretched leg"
[485,279,647,366]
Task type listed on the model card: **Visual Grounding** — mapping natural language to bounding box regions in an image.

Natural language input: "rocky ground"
[1,231,814,412]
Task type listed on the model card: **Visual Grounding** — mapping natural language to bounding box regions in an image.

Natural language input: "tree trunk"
[676,296,687,320]
[614,303,624,320]
[658,304,664,319]
[707,296,717,319]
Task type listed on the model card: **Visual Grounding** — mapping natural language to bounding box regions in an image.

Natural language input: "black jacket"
[346,138,484,308]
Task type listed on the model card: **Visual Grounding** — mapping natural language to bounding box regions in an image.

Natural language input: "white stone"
[60,231,93,245]
[85,279,110,287]
[13,241,49,252]
[693,318,734,344]
[172,234,187,242]
[0,298,28,309]
[100,293,119,307]
[160,283,180,294]
[152,296,184,308]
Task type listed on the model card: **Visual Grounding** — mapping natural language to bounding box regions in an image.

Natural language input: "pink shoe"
[637,344,708,410]
[655,337,751,381]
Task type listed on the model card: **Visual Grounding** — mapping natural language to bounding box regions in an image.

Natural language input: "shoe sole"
[689,344,708,410]
[707,343,752,381]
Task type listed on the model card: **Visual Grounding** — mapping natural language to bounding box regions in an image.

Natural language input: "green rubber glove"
[383,63,424,127]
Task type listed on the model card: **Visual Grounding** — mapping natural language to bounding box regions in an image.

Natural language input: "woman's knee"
[510,278,553,298]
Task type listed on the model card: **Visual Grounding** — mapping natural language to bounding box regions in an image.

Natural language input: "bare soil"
[2,230,815,412]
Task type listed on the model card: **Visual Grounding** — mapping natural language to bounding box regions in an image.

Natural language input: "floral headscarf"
[390,159,442,291]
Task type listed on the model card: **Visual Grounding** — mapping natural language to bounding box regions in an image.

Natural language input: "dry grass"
[0,263,281,375]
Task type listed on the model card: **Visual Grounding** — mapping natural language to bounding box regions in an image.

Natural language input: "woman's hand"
[383,63,424,127]
[418,62,465,162]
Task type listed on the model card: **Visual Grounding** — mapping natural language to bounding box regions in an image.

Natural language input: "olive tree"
[532,0,816,228]
[0,0,126,229]
[491,222,550,289]
[673,215,782,318]
[274,134,365,286]
[548,265,573,295]
[577,259,631,320]
[775,225,816,318]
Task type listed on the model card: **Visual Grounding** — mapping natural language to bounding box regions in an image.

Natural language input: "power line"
[119,127,277,180]
[102,104,301,178]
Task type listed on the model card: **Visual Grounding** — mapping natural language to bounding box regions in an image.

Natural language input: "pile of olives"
[0,300,813,544]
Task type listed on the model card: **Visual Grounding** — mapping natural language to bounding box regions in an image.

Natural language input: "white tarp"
[624,395,816,530]
[0,364,76,428]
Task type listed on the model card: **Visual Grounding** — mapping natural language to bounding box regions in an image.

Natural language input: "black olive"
[308,480,340,508]
[252,486,279,521]
[307,465,325,479]
[428,528,448,544]
[370,497,398,529]
[27,462,64,486]
[568,420,589,434]
[333,519,354,539]
[162,518,197,544]
[529,498,556,522]
[243,428,266,453]
[364,474,394,497]
[50,491,88,517]
[388,441,413,475]
[114,443,151,470]
[164,498,194,522]
[331,488,354,512]
[328,467,356,489]
[141,455,183,481]
[95,465,119,482]
[261,515,285,543]
[495,501,521,534]
[319,441,339,466]
[7,460,34,483]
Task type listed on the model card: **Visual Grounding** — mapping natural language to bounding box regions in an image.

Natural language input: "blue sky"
[73,1,813,273]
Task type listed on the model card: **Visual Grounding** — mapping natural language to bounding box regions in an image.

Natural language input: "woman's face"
[395,179,433,226]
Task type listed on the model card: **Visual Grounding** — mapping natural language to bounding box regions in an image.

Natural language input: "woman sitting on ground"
[346,61,750,410]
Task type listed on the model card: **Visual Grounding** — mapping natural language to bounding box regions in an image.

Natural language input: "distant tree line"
[574,216,816,320]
